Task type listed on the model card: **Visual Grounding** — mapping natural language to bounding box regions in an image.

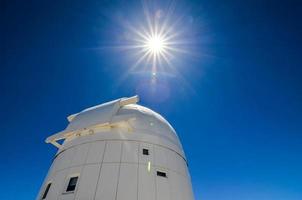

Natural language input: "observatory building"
[37,96,194,200]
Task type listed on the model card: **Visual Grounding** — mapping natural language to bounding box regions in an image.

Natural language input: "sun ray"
[159,1,177,36]
[142,0,155,37]
[109,0,198,91]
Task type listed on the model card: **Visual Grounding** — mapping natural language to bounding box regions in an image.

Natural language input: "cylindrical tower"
[37,96,194,200]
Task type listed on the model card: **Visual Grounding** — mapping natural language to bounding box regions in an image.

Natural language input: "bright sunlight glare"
[114,1,194,81]
[145,35,166,54]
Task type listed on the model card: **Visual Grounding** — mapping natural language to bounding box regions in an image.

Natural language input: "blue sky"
[1,0,302,199]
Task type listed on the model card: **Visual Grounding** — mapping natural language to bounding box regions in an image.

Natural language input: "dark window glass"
[66,177,78,192]
[42,183,51,199]
[157,171,167,178]
[143,148,149,155]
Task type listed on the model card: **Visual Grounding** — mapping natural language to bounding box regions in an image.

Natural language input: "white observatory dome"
[37,96,194,200]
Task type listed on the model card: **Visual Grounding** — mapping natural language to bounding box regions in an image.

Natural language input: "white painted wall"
[37,100,194,200]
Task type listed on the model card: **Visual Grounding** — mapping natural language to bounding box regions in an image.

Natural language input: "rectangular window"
[42,182,51,199]
[143,148,149,155]
[66,176,78,192]
[157,171,167,178]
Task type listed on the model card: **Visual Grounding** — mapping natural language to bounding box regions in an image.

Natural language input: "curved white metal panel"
[37,96,194,200]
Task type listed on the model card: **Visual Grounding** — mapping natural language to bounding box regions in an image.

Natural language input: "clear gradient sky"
[2,0,302,199]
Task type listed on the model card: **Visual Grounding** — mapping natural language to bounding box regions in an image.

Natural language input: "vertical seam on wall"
[55,146,78,200]
[164,146,172,199]
[153,144,157,200]
[137,142,140,200]
[74,143,92,199]
[115,141,124,200]
[93,141,107,200]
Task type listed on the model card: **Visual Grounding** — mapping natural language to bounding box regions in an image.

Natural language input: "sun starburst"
[117,2,189,77]
[144,35,167,55]
[105,0,200,98]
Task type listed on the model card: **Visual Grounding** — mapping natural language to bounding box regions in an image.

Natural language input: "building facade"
[37,96,194,200]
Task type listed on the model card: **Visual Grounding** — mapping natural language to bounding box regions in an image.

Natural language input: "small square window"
[42,182,51,199]
[143,148,149,155]
[66,176,78,192]
[157,171,167,178]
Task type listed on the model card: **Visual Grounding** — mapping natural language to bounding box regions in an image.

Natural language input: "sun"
[113,2,192,79]
[145,35,166,54]
[101,1,203,98]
